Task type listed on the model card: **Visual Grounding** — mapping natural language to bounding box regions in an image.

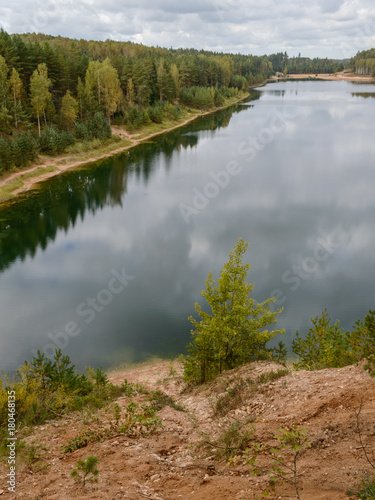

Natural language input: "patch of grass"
[20,165,57,180]
[63,400,162,453]
[147,389,185,412]
[64,135,126,157]
[255,368,290,385]
[215,369,289,417]
[22,442,49,472]
[0,177,23,201]
[348,475,375,499]
[199,420,255,460]
[215,379,247,417]
[0,166,57,202]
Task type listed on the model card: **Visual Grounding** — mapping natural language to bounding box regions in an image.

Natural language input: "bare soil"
[1,359,374,499]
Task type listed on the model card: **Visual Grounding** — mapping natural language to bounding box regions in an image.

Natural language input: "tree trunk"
[13,89,17,129]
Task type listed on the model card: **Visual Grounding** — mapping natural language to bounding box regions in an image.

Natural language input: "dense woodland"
[347,48,375,75]
[268,51,343,75]
[0,29,348,174]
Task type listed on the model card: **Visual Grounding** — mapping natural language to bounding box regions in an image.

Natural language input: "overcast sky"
[1,0,375,59]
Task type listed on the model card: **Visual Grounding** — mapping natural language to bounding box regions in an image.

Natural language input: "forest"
[347,48,375,75]
[0,29,346,174]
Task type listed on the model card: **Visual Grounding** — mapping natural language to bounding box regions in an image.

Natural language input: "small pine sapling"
[71,455,100,486]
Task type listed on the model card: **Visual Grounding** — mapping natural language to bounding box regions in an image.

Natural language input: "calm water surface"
[1,80,375,371]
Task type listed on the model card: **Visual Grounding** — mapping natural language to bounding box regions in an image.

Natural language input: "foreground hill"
[1,359,374,499]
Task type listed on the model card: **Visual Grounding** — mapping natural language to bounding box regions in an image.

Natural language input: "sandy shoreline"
[0,95,251,205]
[271,71,375,82]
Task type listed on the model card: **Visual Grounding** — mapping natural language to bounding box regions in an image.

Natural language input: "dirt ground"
[1,359,374,499]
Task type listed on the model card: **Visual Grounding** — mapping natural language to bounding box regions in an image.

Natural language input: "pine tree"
[121,57,133,92]
[0,29,19,71]
[0,55,9,107]
[9,68,23,128]
[184,238,284,384]
[126,78,135,107]
[132,57,154,109]
[170,63,180,97]
[76,76,86,121]
[156,59,174,101]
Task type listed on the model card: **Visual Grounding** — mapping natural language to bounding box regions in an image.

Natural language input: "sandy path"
[272,71,375,82]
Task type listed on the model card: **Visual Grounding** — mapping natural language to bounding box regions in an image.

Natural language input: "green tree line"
[0,28,349,174]
[347,48,375,76]
[268,51,344,75]
[0,29,272,173]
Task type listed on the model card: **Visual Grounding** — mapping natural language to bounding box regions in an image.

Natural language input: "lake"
[1,80,375,372]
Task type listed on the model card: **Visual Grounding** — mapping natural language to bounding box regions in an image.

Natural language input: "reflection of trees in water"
[0,160,129,273]
[351,92,375,99]
[0,98,259,273]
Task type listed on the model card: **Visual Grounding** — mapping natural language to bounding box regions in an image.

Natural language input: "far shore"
[0,92,252,206]
[271,70,375,83]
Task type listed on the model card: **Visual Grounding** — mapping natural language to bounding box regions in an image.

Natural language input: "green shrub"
[292,309,375,373]
[0,133,37,172]
[347,310,375,375]
[148,104,164,124]
[271,341,288,365]
[0,349,128,428]
[292,309,354,370]
[75,112,111,141]
[348,475,375,499]
[202,421,255,460]
[63,400,162,453]
[243,426,310,499]
[215,380,246,417]
[71,455,100,485]
[146,390,185,412]
[38,127,75,155]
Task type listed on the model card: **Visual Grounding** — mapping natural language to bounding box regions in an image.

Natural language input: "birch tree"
[30,63,51,136]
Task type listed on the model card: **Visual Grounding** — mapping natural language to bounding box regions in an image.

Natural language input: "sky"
[1,0,375,59]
